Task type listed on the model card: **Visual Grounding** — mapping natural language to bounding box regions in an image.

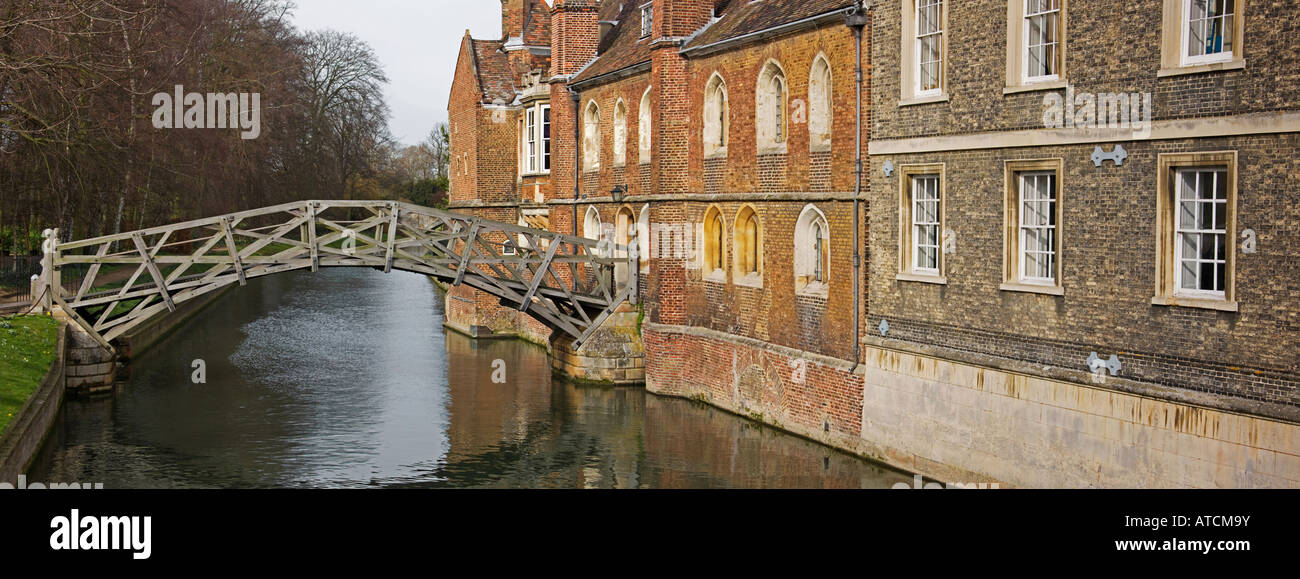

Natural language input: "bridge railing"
[40,200,638,351]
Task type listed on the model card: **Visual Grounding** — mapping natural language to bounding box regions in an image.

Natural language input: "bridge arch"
[40,201,636,353]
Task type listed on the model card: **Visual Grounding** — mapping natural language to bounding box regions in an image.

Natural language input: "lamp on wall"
[611,185,626,203]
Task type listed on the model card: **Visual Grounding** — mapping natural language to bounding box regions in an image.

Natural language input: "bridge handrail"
[55,200,630,258]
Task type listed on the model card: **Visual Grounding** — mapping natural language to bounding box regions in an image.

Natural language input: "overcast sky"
[290,0,505,146]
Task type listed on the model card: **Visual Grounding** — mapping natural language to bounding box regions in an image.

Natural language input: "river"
[30,268,911,488]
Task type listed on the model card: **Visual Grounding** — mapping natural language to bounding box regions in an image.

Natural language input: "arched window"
[734,205,762,281]
[584,206,602,242]
[615,206,635,257]
[809,55,832,152]
[613,99,628,167]
[703,73,729,157]
[638,86,652,164]
[637,204,650,272]
[795,204,830,294]
[583,100,600,171]
[757,61,788,152]
[702,205,726,278]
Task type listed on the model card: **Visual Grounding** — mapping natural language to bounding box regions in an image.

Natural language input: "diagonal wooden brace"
[384,203,399,274]
[132,233,175,312]
[307,201,320,272]
[220,218,247,286]
[453,220,479,286]
[519,236,560,312]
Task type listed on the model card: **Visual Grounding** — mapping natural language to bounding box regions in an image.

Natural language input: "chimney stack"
[551,0,600,78]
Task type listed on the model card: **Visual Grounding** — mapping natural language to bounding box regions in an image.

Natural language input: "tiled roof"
[472,39,517,104]
[572,1,652,85]
[685,0,856,49]
[598,0,624,23]
[573,0,856,86]
[523,0,551,47]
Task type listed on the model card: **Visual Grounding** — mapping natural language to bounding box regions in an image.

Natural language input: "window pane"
[1187,0,1234,58]
[917,0,944,92]
[1181,232,1198,259]
[1173,167,1228,294]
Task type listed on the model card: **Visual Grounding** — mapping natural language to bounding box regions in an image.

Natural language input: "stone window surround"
[896,163,948,285]
[756,59,789,155]
[702,204,727,283]
[1152,150,1239,312]
[703,72,730,158]
[613,98,628,167]
[899,0,949,106]
[733,204,764,288]
[637,204,650,273]
[1004,0,1069,95]
[583,99,601,171]
[639,86,653,164]
[583,205,603,243]
[1158,0,1246,78]
[808,53,833,153]
[1001,158,1066,296]
[794,204,830,297]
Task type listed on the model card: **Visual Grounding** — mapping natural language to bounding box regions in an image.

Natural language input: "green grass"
[0,315,59,435]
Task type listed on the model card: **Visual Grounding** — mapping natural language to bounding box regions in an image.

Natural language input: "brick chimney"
[652,0,714,39]
[550,0,600,78]
[501,0,526,41]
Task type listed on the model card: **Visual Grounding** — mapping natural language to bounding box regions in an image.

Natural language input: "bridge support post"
[550,303,644,385]
[34,228,58,313]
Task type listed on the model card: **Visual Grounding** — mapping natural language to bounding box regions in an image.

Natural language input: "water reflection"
[32,268,910,488]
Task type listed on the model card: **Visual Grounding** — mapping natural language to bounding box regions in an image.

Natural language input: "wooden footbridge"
[35,200,636,352]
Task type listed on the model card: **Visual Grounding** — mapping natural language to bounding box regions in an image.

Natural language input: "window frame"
[701,205,727,282]
[808,54,833,153]
[899,0,949,105]
[1022,0,1062,84]
[1180,0,1236,66]
[640,3,653,39]
[520,101,551,176]
[1159,0,1245,76]
[703,73,729,158]
[733,204,764,287]
[914,0,945,98]
[794,204,831,296]
[583,100,601,172]
[613,98,628,167]
[896,164,947,284]
[639,86,653,164]
[756,60,789,154]
[1001,158,1065,295]
[1005,0,1067,93]
[1153,151,1239,311]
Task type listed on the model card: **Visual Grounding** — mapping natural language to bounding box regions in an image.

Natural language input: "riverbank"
[0,315,60,433]
[0,317,65,483]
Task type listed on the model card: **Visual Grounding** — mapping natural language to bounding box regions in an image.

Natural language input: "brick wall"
[872,0,1300,140]
[869,1,1300,406]
[449,35,481,203]
[685,26,863,194]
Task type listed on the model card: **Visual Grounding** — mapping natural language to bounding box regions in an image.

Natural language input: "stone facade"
[445,0,1299,486]
[869,0,1300,410]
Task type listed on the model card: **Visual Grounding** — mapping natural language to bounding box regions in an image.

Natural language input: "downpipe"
[570,87,581,237]
[845,2,870,372]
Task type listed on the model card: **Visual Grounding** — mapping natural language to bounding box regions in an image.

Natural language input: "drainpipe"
[570,87,581,236]
[846,1,870,372]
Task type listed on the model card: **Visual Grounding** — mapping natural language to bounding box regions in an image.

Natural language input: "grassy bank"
[0,315,59,434]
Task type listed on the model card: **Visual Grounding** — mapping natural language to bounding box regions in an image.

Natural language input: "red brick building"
[448,0,872,444]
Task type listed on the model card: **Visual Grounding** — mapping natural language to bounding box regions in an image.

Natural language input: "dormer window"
[641,4,653,38]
